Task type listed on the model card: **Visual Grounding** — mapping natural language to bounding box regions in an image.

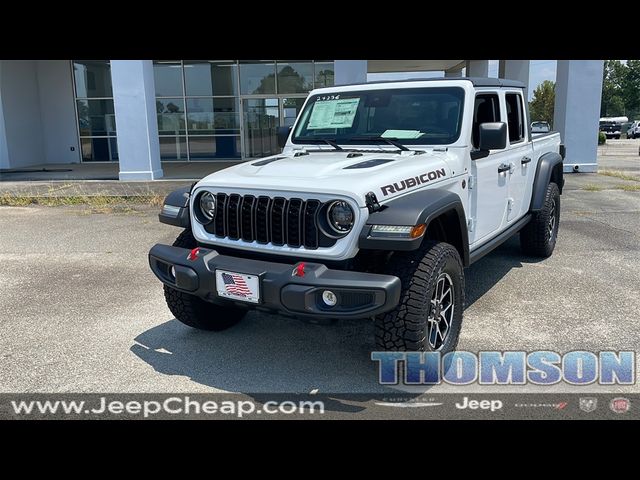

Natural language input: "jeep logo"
[380,168,446,196]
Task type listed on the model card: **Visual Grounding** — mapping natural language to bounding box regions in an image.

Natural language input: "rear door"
[502,91,535,223]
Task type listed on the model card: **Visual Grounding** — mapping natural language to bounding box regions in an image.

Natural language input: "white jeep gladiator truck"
[149,78,564,353]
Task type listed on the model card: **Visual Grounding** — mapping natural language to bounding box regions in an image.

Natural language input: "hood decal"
[344,159,395,169]
[252,156,286,166]
[380,168,446,196]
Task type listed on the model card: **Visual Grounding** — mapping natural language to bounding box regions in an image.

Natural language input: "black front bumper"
[148,244,401,319]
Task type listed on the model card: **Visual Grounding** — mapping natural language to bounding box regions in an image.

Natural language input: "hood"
[196,148,455,207]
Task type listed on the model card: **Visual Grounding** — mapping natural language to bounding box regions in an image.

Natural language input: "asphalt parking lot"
[1,140,639,396]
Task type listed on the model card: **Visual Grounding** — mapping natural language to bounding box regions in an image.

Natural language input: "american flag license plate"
[215,270,260,303]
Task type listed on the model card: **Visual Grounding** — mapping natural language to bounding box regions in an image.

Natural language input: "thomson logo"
[380,168,447,197]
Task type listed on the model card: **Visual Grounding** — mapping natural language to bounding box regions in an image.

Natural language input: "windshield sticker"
[307,98,360,130]
[381,129,425,139]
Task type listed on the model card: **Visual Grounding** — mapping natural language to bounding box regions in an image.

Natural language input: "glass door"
[281,97,307,127]
[242,98,280,158]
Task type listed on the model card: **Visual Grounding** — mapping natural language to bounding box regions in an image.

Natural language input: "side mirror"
[478,122,507,151]
[277,126,292,149]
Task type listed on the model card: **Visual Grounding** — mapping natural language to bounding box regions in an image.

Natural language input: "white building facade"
[0,59,603,179]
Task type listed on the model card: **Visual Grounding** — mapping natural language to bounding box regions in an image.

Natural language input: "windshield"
[292,87,465,146]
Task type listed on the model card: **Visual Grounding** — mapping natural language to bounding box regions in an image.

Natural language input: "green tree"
[623,60,640,119]
[529,80,556,126]
[601,60,626,117]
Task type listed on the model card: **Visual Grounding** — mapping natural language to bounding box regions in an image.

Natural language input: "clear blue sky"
[368,60,558,101]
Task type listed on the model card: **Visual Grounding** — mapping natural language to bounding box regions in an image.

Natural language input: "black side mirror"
[478,122,507,151]
[277,126,292,149]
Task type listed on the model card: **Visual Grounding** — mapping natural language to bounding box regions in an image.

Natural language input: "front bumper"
[148,244,401,319]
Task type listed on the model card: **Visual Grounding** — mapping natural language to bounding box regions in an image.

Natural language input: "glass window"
[80,137,118,162]
[74,61,112,98]
[239,61,276,95]
[277,62,314,93]
[159,136,188,161]
[184,61,238,96]
[472,93,501,148]
[282,97,307,127]
[506,93,525,143]
[314,62,334,88]
[77,99,116,136]
[153,61,183,97]
[188,136,241,160]
[156,98,186,135]
[186,98,240,135]
[292,87,465,146]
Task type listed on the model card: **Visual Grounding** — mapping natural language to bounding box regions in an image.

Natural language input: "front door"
[469,93,510,245]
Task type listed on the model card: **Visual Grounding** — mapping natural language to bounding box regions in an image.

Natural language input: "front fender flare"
[359,189,469,265]
[159,186,191,228]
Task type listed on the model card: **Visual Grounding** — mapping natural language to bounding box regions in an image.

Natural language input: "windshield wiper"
[346,135,410,152]
[295,138,343,151]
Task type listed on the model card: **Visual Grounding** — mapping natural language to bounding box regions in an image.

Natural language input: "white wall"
[334,60,368,85]
[111,60,162,180]
[37,61,80,164]
[0,62,9,169]
[0,60,45,168]
[553,60,603,173]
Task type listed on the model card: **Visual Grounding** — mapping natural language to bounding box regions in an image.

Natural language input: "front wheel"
[520,182,560,257]
[374,241,465,353]
[163,229,246,331]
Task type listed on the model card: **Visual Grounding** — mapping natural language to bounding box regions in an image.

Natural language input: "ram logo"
[380,168,446,196]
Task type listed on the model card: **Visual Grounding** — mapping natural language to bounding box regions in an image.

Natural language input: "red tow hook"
[293,262,306,277]
[187,247,201,261]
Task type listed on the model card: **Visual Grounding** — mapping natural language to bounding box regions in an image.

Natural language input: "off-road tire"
[520,182,560,258]
[374,241,464,353]
[163,229,246,331]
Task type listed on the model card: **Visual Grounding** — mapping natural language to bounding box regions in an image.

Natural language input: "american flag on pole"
[221,272,252,297]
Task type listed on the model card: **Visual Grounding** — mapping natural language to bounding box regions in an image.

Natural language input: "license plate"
[215,270,260,303]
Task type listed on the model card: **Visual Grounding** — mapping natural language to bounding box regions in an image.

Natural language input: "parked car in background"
[600,120,622,139]
[531,121,551,133]
[627,120,640,139]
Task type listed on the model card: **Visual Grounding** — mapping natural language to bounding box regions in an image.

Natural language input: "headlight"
[195,191,216,223]
[326,200,354,234]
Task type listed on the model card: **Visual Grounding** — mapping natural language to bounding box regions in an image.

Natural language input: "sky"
[367,60,558,101]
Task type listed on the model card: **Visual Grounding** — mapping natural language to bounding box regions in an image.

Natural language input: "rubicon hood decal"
[380,168,447,196]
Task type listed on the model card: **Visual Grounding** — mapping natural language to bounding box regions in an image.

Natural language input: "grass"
[599,170,640,182]
[616,184,640,191]
[582,184,603,192]
[0,193,165,213]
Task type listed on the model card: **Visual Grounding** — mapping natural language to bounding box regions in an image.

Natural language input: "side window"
[472,93,500,148]
[505,93,525,143]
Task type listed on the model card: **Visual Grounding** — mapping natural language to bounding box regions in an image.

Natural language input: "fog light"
[322,290,337,307]
[170,266,176,279]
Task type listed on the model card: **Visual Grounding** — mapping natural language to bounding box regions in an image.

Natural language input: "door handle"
[498,163,511,174]
[521,156,532,165]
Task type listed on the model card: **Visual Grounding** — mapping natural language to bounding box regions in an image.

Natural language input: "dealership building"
[0,60,603,180]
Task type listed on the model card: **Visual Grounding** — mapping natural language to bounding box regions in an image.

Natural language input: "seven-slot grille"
[204,193,323,249]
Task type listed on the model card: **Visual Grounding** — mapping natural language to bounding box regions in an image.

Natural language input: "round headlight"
[327,200,354,234]
[198,191,216,222]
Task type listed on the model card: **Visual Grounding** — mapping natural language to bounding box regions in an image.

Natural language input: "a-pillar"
[111,60,163,180]
[553,60,604,173]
